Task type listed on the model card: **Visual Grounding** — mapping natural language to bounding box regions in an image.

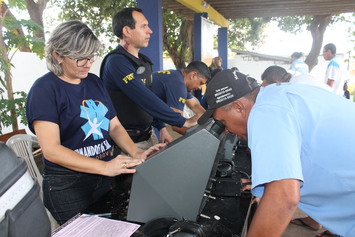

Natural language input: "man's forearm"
[247,179,300,237]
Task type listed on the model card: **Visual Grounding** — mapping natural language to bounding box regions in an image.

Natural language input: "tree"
[57,1,266,69]
[0,0,45,133]
[228,17,269,50]
[273,14,355,71]
[59,1,193,68]
[58,0,133,51]
[305,15,332,70]
[163,9,193,68]
[273,15,332,71]
[57,0,354,72]
[25,0,49,39]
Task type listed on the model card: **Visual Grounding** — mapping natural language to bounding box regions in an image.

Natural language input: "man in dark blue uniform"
[152,61,210,135]
[100,8,197,148]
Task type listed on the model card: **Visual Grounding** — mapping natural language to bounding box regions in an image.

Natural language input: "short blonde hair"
[45,21,101,76]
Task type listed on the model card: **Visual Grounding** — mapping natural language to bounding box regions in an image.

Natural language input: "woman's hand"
[134,143,166,160]
[102,155,144,177]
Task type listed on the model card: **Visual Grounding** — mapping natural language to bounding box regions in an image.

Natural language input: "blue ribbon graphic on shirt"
[80,99,109,141]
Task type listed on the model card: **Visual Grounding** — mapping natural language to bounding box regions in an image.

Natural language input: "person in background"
[152,61,210,135]
[195,57,221,104]
[209,56,223,71]
[343,82,350,99]
[261,65,292,86]
[198,69,355,237]
[100,8,196,148]
[26,21,164,225]
[322,43,349,96]
[209,56,223,77]
[290,52,309,75]
[196,56,224,104]
[261,65,331,92]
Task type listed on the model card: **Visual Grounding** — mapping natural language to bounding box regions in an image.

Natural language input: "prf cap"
[198,69,259,124]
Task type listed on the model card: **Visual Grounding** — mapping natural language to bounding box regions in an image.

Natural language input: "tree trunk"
[186,20,194,63]
[0,23,19,131]
[163,19,194,69]
[305,15,332,71]
[0,2,31,52]
[25,0,48,40]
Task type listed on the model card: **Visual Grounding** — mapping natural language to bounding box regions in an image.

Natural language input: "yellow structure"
[176,0,230,27]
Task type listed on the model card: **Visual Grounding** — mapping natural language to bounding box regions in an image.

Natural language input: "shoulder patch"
[157,70,171,74]
[123,73,134,84]
[179,97,186,104]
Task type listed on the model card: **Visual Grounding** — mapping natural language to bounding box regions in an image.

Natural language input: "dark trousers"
[42,164,112,225]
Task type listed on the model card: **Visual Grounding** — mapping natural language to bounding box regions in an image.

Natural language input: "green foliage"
[271,14,352,34]
[0,90,27,134]
[272,16,312,33]
[228,18,269,50]
[0,56,13,74]
[339,13,355,57]
[162,9,192,63]
[273,13,354,58]
[56,0,134,53]
[7,0,27,11]
[0,1,45,133]
[3,17,45,57]
[56,0,268,63]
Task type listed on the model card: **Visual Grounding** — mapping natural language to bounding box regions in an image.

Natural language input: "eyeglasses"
[72,55,97,67]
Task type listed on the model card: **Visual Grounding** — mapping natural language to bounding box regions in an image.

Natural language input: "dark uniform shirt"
[152,70,193,111]
[100,46,186,132]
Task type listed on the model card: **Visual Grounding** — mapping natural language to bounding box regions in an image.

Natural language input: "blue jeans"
[43,164,112,225]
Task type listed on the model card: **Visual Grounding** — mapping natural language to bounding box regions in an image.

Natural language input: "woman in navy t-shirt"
[26,21,163,225]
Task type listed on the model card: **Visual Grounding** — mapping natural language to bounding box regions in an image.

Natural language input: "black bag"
[0,142,51,237]
[142,217,204,237]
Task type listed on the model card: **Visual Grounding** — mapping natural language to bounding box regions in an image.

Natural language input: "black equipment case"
[0,142,50,237]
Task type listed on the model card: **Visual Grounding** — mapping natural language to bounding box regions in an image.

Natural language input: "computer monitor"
[127,121,223,223]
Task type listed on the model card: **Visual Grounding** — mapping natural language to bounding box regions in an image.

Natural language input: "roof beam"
[175,0,229,27]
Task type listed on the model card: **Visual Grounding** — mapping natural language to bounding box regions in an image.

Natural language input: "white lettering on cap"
[215,86,234,104]
[215,86,232,97]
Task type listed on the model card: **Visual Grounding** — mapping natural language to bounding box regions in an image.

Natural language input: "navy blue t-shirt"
[26,72,116,165]
[101,46,186,130]
[152,70,192,111]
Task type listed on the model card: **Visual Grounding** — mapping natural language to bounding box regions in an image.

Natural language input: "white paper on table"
[52,214,140,237]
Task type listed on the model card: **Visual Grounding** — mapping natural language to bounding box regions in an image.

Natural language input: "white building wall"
[228,54,331,84]
[1,52,350,134]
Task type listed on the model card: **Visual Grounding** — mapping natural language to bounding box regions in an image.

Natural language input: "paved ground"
[283,209,326,237]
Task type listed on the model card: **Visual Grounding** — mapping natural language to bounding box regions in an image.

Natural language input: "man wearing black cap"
[198,69,355,237]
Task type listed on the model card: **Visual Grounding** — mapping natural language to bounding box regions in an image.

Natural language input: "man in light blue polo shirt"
[198,69,355,237]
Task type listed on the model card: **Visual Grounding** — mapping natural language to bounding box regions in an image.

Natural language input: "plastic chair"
[6,134,43,189]
[6,134,58,230]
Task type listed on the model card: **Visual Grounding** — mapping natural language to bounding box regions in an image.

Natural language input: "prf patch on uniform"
[179,97,186,104]
[156,70,171,75]
[123,73,134,84]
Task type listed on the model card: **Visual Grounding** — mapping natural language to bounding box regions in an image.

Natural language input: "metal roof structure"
[163,0,355,26]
